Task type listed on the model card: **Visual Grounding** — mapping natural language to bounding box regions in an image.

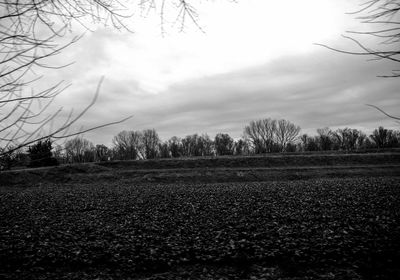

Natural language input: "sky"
[35,0,400,146]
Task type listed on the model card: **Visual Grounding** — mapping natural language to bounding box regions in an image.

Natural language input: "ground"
[0,153,399,279]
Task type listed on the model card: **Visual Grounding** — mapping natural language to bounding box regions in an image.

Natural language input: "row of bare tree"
[300,127,400,152]
[244,119,301,153]
[2,118,400,169]
[57,123,400,164]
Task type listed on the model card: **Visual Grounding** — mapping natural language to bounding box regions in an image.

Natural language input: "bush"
[0,148,15,171]
[28,139,58,168]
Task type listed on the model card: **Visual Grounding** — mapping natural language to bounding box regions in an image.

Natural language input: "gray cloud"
[63,49,399,146]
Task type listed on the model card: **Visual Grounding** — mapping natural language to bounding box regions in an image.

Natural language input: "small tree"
[370,126,389,149]
[316,127,333,151]
[168,136,183,158]
[214,133,234,156]
[95,144,110,161]
[0,146,17,170]
[299,134,310,152]
[159,142,170,158]
[65,137,94,163]
[275,119,301,152]
[243,118,277,154]
[198,134,214,156]
[331,128,363,151]
[112,130,143,160]
[234,139,249,155]
[182,134,202,157]
[28,139,58,168]
[142,129,160,159]
[370,126,400,149]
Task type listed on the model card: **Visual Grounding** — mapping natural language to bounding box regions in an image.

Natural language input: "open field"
[1,152,400,186]
[1,153,400,279]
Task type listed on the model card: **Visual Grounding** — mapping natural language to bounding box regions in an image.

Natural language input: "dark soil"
[1,177,399,279]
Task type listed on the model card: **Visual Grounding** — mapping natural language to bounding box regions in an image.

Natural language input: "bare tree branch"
[1,0,207,164]
[367,104,400,121]
[317,0,400,77]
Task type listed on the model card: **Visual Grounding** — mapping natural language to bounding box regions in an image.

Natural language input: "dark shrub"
[28,139,58,168]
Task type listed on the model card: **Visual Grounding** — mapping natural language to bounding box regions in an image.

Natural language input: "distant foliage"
[214,133,234,156]
[158,142,170,158]
[299,126,400,152]
[233,139,250,156]
[142,129,160,159]
[34,123,400,165]
[28,139,58,168]
[244,118,300,153]
[113,130,143,160]
[112,129,160,160]
[370,127,399,149]
[181,134,213,157]
[299,134,319,152]
[244,118,276,153]
[168,136,183,158]
[0,147,16,170]
[65,137,95,163]
[95,144,111,161]
[316,127,333,151]
[276,119,301,152]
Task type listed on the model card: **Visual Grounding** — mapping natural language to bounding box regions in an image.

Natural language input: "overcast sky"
[38,0,400,145]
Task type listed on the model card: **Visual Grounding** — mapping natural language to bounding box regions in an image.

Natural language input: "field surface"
[1,153,400,279]
[1,152,400,185]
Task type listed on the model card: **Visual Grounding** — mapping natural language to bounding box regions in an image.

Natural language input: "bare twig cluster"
[0,1,203,158]
[316,1,400,122]
[316,0,400,77]
[244,118,301,153]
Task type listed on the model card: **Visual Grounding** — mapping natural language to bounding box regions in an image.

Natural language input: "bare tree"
[331,128,364,151]
[53,144,65,163]
[198,134,214,156]
[112,130,143,160]
[214,133,234,156]
[168,136,183,158]
[299,134,309,152]
[142,129,160,159]
[158,141,170,158]
[244,118,277,153]
[95,144,111,161]
[65,137,94,163]
[370,126,399,148]
[0,1,205,159]
[316,127,333,151]
[356,131,368,149]
[233,139,249,155]
[299,134,319,152]
[181,134,200,157]
[275,119,301,152]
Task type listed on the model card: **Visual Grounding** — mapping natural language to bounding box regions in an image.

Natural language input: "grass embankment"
[1,152,400,186]
[97,152,400,169]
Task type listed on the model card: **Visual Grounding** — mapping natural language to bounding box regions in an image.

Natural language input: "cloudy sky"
[38,0,399,145]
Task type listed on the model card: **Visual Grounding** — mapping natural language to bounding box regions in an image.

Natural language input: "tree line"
[1,118,400,169]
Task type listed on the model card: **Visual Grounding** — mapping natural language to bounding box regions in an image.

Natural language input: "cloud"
[69,49,399,145]
[23,0,399,146]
